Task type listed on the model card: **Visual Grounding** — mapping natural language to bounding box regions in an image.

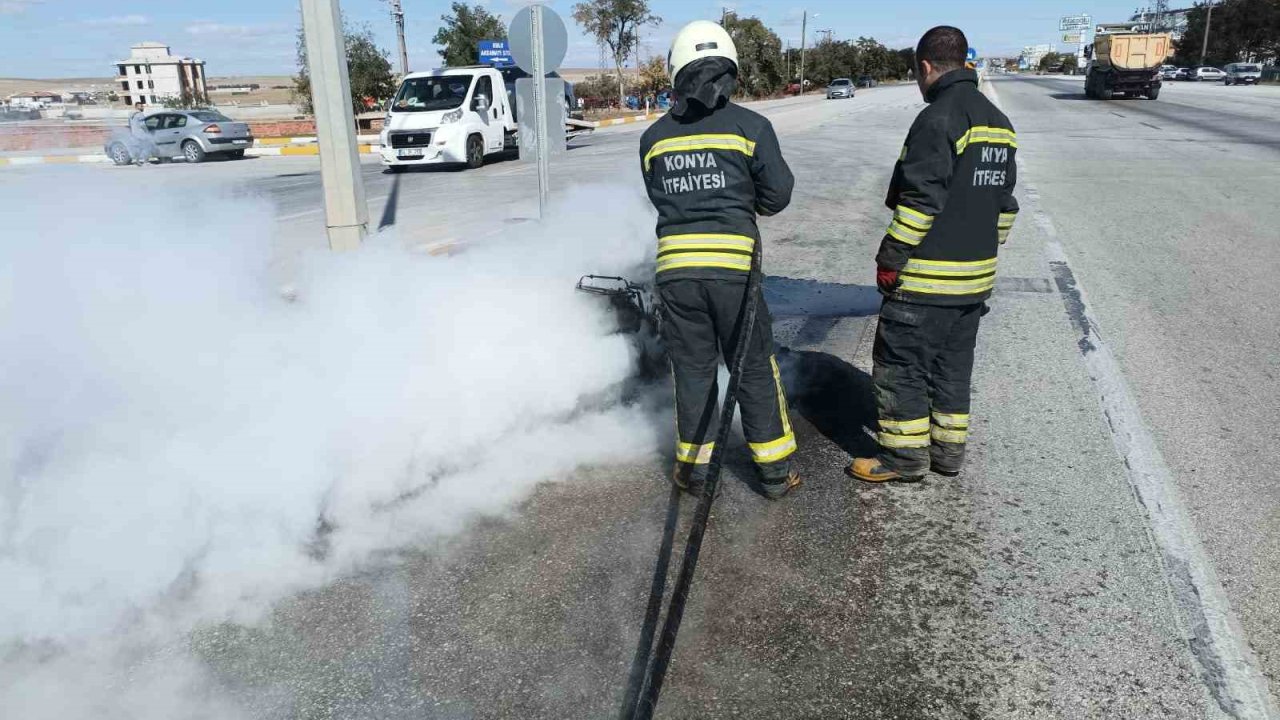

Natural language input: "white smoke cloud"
[0,175,663,716]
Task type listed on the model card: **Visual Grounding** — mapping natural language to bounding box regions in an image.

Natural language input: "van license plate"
[233,139,249,145]
[397,149,425,158]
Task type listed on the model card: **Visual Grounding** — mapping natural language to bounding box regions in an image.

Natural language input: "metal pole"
[391,0,409,76]
[300,0,368,250]
[530,4,551,218]
[799,10,807,94]
[1200,0,1213,66]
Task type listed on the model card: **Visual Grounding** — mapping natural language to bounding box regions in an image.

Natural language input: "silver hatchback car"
[106,109,254,165]
[827,78,855,99]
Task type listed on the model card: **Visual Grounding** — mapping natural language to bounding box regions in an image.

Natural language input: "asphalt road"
[6,78,1279,718]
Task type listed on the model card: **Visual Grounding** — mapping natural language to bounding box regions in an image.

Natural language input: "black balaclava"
[671,56,738,120]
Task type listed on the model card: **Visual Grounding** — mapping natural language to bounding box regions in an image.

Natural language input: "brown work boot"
[847,458,924,483]
[761,469,802,500]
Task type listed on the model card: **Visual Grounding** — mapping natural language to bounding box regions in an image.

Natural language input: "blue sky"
[0,0,1150,78]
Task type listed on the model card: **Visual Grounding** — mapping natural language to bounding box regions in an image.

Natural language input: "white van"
[380,66,515,171]
[1223,63,1262,85]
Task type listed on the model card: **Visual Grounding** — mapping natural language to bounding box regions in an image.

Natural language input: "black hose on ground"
[621,241,765,720]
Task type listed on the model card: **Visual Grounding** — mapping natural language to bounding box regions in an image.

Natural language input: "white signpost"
[1059,14,1092,69]
[509,4,568,219]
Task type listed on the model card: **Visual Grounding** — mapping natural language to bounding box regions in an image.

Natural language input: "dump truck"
[1084,32,1173,100]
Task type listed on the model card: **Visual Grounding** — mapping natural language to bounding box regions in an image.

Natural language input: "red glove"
[876,266,900,295]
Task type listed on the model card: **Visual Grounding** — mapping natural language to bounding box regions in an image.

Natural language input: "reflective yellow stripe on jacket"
[643,133,757,172]
[899,257,997,297]
[998,211,1018,243]
[656,233,756,273]
[954,125,1018,155]
[886,204,935,246]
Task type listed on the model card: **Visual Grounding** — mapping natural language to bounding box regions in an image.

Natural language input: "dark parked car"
[856,75,878,88]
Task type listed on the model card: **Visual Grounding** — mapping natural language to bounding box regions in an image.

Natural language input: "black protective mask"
[671,57,738,120]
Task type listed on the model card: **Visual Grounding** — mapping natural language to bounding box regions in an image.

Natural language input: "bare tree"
[572,0,661,102]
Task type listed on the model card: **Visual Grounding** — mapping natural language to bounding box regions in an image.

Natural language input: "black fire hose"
[620,241,765,720]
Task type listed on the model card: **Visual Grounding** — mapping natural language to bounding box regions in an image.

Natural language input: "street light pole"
[799,10,807,94]
[300,0,368,251]
[390,0,409,76]
[1200,0,1214,66]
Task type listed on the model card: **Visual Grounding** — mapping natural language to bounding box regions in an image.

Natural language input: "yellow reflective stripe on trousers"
[931,411,970,429]
[748,355,797,463]
[931,426,968,444]
[643,133,757,171]
[879,417,930,434]
[676,441,715,464]
[898,275,996,295]
[954,126,1018,154]
[904,257,997,277]
[878,431,931,449]
[749,434,797,462]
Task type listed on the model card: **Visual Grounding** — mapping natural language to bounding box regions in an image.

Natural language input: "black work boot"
[760,469,803,499]
[930,442,966,478]
[672,463,714,497]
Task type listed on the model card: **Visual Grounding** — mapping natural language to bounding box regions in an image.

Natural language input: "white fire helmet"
[667,20,738,83]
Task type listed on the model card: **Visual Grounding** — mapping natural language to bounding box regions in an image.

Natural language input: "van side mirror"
[474,94,490,112]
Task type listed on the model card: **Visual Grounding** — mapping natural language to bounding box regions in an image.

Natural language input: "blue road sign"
[479,40,514,67]
[967,47,978,62]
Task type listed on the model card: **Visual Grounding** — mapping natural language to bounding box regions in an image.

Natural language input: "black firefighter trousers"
[872,299,984,476]
[658,279,796,483]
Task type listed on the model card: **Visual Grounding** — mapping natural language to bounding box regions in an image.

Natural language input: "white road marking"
[989,76,1279,718]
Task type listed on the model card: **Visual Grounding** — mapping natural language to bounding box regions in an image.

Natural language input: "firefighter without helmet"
[668,20,738,82]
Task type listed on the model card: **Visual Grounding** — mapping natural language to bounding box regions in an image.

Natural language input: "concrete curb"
[247,144,378,157]
[590,111,664,127]
[256,135,380,147]
[0,154,112,167]
[0,145,382,167]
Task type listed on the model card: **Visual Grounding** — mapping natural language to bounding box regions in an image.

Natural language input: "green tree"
[162,89,209,110]
[1061,54,1079,72]
[1038,51,1064,72]
[572,0,661,102]
[637,55,668,95]
[1175,0,1280,66]
[294,23,397,115]
[432,2,507,67]
[723,14,786,96]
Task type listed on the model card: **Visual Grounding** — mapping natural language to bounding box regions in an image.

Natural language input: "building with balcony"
[115,42,207,107]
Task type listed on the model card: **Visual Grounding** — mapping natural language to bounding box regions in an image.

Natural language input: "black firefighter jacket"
[640,60,794,284]
[878,68,1020,306]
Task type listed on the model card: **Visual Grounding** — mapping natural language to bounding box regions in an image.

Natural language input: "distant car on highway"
[1159,65,1178,81]
[105,109,253,165]
[1175,67,1192,81]
[1193,66,1226,82]
[826,78,855,99]
[856,75,878,88]
[1224,63,1262,85]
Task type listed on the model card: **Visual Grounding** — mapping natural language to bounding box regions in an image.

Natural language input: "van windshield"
[1237,65,1261,72]
[392,75,473,112]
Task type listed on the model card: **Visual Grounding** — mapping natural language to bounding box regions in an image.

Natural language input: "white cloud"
[84,15,151,27]
[0,0,42,15]
[184,22,280,39]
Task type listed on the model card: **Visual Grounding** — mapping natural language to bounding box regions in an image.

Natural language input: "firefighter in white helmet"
[640,20,801,499]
